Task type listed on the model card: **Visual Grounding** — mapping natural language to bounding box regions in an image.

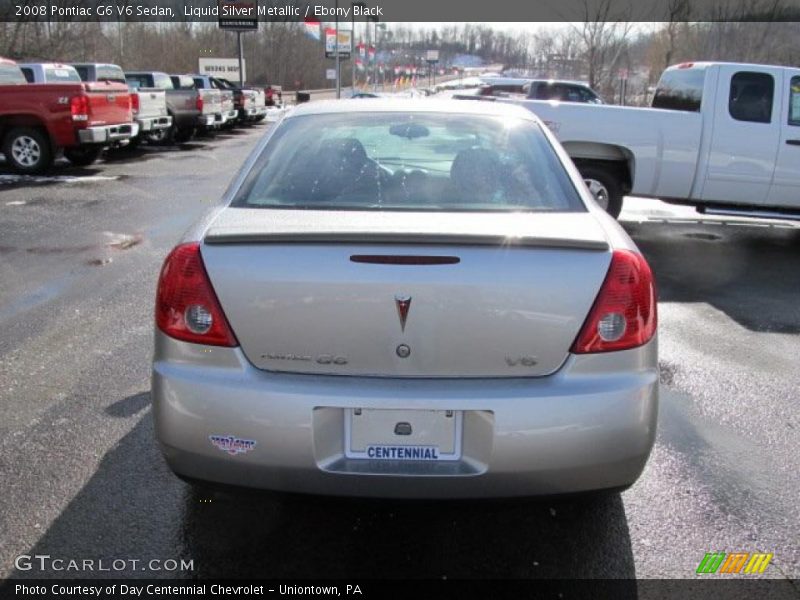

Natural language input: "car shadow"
[624,219,800,333]
[10,393,637,587]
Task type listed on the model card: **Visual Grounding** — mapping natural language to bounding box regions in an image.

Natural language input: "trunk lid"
[201,209,612,378]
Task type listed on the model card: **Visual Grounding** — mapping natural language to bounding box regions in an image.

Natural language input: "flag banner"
[303,17,320,41]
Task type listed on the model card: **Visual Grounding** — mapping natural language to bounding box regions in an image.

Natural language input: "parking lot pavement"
[0,131,798,585]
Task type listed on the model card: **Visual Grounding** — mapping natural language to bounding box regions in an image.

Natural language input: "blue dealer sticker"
[209,435,257,455]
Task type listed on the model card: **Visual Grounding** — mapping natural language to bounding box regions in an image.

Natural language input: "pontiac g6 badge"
[395,295,412,332]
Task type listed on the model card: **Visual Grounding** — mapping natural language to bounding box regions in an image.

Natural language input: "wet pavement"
[0,127,798,586]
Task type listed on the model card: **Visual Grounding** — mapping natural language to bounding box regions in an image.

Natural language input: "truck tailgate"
[83,81,132,126]
[133,87,168,119]
[200,89,223,115]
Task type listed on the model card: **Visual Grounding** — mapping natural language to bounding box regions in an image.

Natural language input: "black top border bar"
[2,0,800,22]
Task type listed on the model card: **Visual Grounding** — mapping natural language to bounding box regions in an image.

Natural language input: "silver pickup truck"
[189,74,239,130]
[70,63,171,146]
[171,75,235,133]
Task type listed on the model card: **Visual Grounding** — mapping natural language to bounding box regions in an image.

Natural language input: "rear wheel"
[173,127,195,144]
[147,123,174,145]
[3,127,53,174]
[64,146,102,167]
[580,165,623,219]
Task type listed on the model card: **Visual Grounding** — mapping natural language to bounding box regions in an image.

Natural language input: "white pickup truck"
[497,62,800,220]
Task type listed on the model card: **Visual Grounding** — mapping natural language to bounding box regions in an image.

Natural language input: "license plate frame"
[344,408,463,461]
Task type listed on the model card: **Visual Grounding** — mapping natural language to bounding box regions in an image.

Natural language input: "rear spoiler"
[203,230,608,251]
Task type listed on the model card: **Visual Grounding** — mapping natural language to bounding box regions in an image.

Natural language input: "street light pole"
[335,0,340,99]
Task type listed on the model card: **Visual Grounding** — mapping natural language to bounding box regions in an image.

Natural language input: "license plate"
[344,408,462,461]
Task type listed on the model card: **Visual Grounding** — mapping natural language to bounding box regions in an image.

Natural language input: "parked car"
[477,76,532,96]
[124,71,199,143]
[152,99,658,499]
[499,62,800,220]
[187,74,238,131]
[523,79,604,104]
[71,62,171,147]
[0,57,136,173]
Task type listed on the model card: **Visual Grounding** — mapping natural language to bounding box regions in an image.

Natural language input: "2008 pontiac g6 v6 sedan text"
[152,99,658,498]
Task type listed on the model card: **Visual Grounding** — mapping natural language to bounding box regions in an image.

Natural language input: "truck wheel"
[64,146,102,167]
[147,125,173,145]
[173,128,194,144]
[580,165,623,219]
[3,127,53,174]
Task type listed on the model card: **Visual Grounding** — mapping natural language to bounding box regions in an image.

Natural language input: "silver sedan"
[152,99,658,498]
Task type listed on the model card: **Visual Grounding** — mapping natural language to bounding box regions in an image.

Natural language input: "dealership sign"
[199,58,247,82]
[325,28,351,59]
[218,0,258,30]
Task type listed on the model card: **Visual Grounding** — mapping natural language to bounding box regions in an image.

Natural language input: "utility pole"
[237,31,244,86]
[335,0,340,98]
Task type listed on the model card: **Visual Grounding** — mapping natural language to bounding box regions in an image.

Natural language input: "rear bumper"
[77,122,138,144]
[197,114,217,128]
[152,333,658,498]
[136,115,172,133]
[242,106,268,120]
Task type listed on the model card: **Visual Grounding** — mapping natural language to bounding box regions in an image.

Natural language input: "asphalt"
[0,126,798,589]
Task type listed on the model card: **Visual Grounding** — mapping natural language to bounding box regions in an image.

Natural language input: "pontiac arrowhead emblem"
[395,295,412,332]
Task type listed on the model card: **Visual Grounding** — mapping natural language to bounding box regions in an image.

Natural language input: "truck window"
[125,74,149,89]
[96,65,126,84]
[652,68,706,112]
[729,72,773,124]
[153,73,174,90]
[789,76,800,126]
[20,67,34,83]
[172,75,195,90]
[74,66,89,81]
[0,63,26,84]
[192,77,205,88]
[44,66,81,83]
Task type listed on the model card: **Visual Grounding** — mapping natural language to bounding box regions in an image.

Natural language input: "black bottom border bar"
[2,579,799,600]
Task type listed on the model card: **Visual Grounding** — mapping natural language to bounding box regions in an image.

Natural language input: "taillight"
[155,242,237,347]
[196,95,204,111]
[70,95,89,121]
[130,93,139,114]
[571,249,656,353]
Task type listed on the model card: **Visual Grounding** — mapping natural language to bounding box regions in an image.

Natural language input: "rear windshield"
[45,66,81,82]
[232,112,584,213]
[96,64,126,83]
[0,64,26,84]
[652,67,707,112]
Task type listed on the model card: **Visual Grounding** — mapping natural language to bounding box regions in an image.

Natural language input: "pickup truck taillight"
[70,95,90,121]
[571,250,657,353]
[130,93,139,114]
[196,95,204,111]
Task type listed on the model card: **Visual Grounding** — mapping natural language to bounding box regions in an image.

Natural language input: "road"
[0,126,798,588]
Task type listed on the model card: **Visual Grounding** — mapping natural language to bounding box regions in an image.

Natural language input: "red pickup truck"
[0,57,137,173]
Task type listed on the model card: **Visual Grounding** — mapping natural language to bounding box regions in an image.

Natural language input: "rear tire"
[173,128,195,144]
[64,146,102,167]
[3,127,53,174]
[580,165,624,219]
[147,123,174,145]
